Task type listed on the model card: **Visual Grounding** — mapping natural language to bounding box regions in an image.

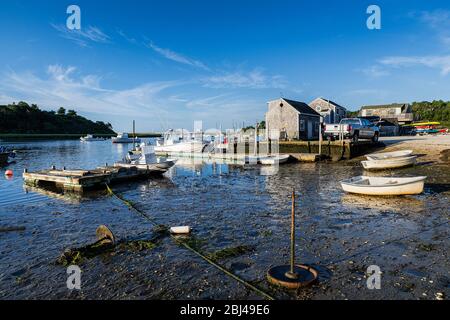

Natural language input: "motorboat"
[366,150,413,161]
[154,129,208,154]
[112,132,141,144]
[117,145,177,171]
[362,156,417,170]
[80,134,106,142]
[340,176,426,196]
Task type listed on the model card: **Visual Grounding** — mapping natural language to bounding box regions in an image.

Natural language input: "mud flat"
[379,135,450,162]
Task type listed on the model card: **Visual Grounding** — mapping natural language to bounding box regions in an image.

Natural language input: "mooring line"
[105,184,275,301]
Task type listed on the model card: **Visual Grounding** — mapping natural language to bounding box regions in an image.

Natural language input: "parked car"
[324,118,380,142]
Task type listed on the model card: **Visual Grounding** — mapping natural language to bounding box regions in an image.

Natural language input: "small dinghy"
[259,155,290,165]
[341,176,426,196]
[366,150,413,161]
[362,156,417,170]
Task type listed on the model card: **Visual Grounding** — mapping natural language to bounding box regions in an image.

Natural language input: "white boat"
[116,145,177,171]
[154,129,208,154]
[259,155,290,165]
[112,133,141,144]
[341,176,426,196]
[80,134,105,142]
[361,156,417,170]
[366,150,413,161]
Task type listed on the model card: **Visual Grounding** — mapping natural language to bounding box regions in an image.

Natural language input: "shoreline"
[0,133,162,141]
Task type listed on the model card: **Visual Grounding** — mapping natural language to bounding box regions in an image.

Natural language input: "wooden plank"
[48,170,91,177]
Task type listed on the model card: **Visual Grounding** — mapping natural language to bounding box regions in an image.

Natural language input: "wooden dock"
[23,164,167,193]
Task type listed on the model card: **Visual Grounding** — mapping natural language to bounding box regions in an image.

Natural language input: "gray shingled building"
[265,98,321,140]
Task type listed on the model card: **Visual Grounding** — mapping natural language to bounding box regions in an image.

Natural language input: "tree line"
[0,102,115,134]
[346,100,450,125]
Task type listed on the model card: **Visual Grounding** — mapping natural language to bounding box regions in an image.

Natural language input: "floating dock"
[23,164,168,192]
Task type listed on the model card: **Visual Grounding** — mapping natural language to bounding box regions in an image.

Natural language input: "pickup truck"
[324,118,380,142]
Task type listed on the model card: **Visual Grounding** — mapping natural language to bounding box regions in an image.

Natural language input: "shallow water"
[0,140,449,300]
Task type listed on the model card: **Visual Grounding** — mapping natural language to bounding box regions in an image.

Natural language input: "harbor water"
[0,139,448,299]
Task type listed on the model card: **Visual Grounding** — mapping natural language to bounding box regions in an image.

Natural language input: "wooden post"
[319,117,323,158]
[290,189,295,275]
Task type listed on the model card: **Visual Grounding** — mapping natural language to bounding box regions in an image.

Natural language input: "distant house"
[265,98,321,140]
[309,98,347,124]
[359,103,414,125]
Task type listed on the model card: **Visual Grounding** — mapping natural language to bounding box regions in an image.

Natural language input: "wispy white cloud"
[418,9,450,29]
[380,55,450,75]
[359,65,390,78]
[147,42,209,70]
[0,64,276,130]
[0,65,180,119]
[51,24,111,47]
[117,29,137,45]
[343,89,389,97]
[201,69,287,89]
[411,9,450,47]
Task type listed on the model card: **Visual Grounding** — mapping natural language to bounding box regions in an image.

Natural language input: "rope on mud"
[105,184,275,301]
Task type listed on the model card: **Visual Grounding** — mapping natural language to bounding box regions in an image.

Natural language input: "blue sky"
[1,0,450,131]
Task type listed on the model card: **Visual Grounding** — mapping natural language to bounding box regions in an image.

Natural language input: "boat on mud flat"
[366,150,413,161]
[259,155,290,165]
[80,134,106,142]
[362,156,417,170]
[340,176,426,196]
[112,133,141,144]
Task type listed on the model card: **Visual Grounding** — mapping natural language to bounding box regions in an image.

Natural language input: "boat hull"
[259,155,290,165]
[112,138,141,144]
[341,176,426,196]
[155,142,205,154]
[366,150,413,161]
[113,159,176,173]
[362,156,417,170]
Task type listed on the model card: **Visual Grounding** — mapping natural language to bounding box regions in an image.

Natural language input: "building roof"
[312,97,347,111]
[361,103,409,110]
[281,98,320,116]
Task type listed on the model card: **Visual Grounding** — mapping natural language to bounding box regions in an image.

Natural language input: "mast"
[133,120,136,150]
[254,121,258,157]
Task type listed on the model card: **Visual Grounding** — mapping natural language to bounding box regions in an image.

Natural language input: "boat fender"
[5,170,13,176]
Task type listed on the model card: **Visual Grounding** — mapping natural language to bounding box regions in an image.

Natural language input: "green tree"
[67,109,77,116]
[57,107,66,116]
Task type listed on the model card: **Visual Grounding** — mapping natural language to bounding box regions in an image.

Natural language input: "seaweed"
[207,245,255,262]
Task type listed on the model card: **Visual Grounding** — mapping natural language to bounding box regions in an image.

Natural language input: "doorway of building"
[307,121,313,139]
